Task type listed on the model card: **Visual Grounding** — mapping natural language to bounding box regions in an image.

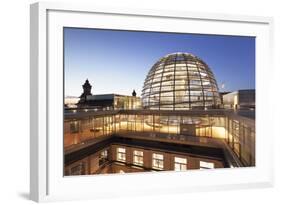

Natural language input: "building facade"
[222,89,255,109]
[64,109,255,174]
[64,53,255,176]
[75,79,141,110]
[84,94,141,110]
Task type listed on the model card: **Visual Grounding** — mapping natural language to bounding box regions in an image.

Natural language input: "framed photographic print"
[30,2,274,202]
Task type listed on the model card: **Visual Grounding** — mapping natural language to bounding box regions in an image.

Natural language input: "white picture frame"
[30,2,274,202]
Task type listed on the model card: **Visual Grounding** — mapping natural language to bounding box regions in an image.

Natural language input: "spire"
[79,79,92,99]
[132,89,136,97]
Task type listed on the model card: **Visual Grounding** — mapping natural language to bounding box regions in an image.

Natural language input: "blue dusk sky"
[64,27,255,97]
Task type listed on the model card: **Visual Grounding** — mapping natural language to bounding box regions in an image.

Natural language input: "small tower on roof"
[79,79,92,100]
[132,89,136,97]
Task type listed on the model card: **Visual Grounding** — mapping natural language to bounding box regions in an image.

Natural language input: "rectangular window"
[174,157,187,171]
[152,153,164,170]
[133,150,144,166]
[99,149,108,166]
[200,161,215,169]
[117,147,126,162]
[70,163,85,175]
[70,121,79,133]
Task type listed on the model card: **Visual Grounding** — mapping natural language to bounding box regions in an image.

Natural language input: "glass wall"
[225,117,255,166]
[64,114,115,147]
[64,111,255,167]
[64,113,227,148]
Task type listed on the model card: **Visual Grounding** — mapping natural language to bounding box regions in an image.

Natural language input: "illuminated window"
[70,163,85,175]
[174,157,187,171]
[200,161,214,169]
[117,147,126,162]
[99,149,108,166]
[133,150,143,166]
[70,121,79,133]
[152,153,164,170]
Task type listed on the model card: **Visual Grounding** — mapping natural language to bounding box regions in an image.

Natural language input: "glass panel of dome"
[190,80,202,85]
[163,71,174,76]
[200,78,209,83]
[187,63,197,67]
[163,76,173,82]
[176,55,185,61]
[189,70,199,74]
[176,65,187,69]
[148,100,158,105]
[160,105,174,109]
[175,70,187,75]
[175,63,186,68]
[191,102,204,106]
[175,107,190,111]
[175,93,186,99]
[152,79,162,84]
[175,103,190,108]
[163,66,174,72]
[153,73,163,78]
[175,96,189,102]
[149,94,159,100]
[151,83,160,88]
[160,97,173,102]
[164,64,175,68]
[189,84,201,89]
[190,90,203,95]
[161,92,174,97]
[175,80,186,85]
[205,97,215,101]
[200,72,208,77]
[203,86,213,91]
[155,69,163,74]
[190,73,201,79]
[151,87,160,92]
[161,81,174,87]
[161,86,173,91]
[174,84,185,89]
[175,75,188,80]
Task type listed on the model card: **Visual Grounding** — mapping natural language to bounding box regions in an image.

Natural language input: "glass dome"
[141,52,221,110]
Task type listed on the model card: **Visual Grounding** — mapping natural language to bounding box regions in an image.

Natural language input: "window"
[200,161,215,169]
[174,157,187,171]
[99,149,108,166]
[133,150,143,166]
[70,121,79,133]
[152,153,164,170]
[70,163,85,175]
[117,147,126,162]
